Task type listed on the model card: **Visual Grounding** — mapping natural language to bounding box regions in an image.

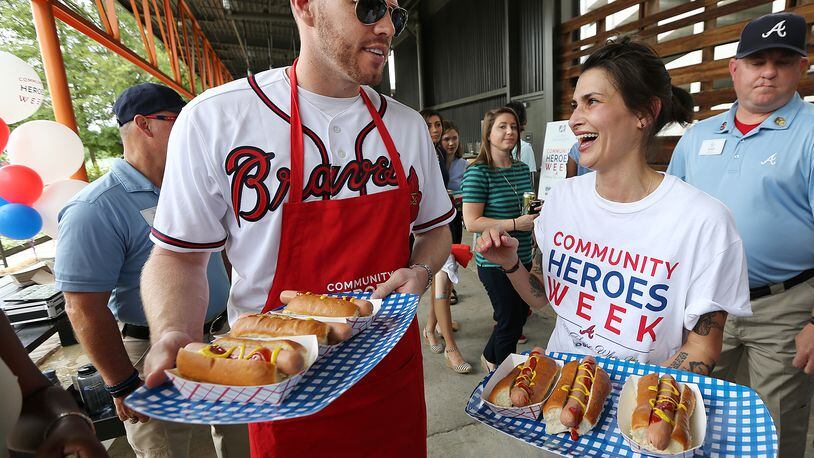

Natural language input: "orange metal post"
[30,0,88,181]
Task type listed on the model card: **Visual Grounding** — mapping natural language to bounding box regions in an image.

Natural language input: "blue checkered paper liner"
[125,292,418,424]
[466,352,778,457]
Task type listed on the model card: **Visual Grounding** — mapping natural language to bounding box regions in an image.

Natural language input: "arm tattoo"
[688,360,713,375]
[529,273,545,298]
[531,248,543,274]
[668,352,688,369]
[692,311,726,336]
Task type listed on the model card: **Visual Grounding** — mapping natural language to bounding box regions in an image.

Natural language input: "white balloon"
[6,120,85,184]
[33,179,88,238]
[0,51,44,124]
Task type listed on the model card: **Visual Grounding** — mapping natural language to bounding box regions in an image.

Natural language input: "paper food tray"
[616,374,706,457]
[166,335,319,405]
[481,353,562,421]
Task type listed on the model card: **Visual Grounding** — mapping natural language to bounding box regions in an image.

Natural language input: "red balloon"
[0,118,8,152]
[0,165,43,205]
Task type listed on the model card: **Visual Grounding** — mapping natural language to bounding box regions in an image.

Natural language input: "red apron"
[247,61,427,457]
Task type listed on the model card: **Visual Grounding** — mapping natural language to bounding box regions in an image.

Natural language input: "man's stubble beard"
[315,13,384,86]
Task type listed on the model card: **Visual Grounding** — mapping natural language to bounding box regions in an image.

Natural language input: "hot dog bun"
[631,373,659,445]
[487,365,522,407]
[230,313,352,345]
[280,291,374,317]
[176,338,306,386]
[542,360,579,434]
[509,348,559,407]
[667,385,696,453]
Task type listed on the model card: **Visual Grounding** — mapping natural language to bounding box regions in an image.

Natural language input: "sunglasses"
[354,0,408,37]
[143,114,178,122]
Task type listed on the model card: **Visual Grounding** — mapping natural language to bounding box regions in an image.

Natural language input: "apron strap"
[358,90,408,189]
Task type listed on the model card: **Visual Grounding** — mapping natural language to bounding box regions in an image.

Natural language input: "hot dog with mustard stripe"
[280,291,373,317]
[542,356,610,439]
[176,337,306,386]
[630,374,697,452]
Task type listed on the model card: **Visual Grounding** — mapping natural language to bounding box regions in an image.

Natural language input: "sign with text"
[538,121,575,200]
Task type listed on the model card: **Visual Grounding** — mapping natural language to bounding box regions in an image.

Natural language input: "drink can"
[523,192,536,213]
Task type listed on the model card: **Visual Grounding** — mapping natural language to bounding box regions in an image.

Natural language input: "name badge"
[699,139,725,156]
[140,206,157,227]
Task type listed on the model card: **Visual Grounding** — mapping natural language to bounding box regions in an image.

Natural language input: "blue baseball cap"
[736,12,807,59]
[113,83,186,126]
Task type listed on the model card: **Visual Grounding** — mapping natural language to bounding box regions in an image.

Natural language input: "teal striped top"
[462,161,533,268]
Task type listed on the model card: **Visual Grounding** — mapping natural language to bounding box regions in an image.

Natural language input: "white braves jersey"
[151,67,454,321]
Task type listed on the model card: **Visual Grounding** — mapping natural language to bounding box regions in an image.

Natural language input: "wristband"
[512,218,516,231]
[106,369,142,398]
[43,411,95,441]
[501,258,521,274]
[410,263,433,292]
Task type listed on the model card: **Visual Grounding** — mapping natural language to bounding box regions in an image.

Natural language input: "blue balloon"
[0,204,42,240]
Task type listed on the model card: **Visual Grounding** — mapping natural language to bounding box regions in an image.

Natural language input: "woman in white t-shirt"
[476,37,752,374]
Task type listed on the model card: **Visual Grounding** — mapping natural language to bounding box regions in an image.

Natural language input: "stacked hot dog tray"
[124,292,419,424]
[467,352,778,457]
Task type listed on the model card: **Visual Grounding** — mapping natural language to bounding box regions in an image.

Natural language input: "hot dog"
[176,337,306,386]
[230,313,352,345]
[648,375,681,450]
[542,357,610,439]
[280,291,374,317]
[630,373,659,446]
[486,348,559,407]
[509,348,559,407]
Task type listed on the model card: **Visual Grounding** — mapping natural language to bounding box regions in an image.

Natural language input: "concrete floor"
[16,237,813,457]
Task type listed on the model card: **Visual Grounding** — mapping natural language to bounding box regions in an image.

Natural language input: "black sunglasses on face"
[354,0,408,37]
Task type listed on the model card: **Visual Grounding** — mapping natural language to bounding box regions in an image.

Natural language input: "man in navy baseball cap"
[113,82,186,126]
[669,10,813,458]
[736,12,807,58]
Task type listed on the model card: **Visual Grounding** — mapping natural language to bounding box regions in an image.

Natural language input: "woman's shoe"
[423,328,444,354]
[445,348,472,374]
[480,354,496,373]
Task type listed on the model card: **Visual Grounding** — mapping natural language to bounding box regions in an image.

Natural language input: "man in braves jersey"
[141,0,453,455]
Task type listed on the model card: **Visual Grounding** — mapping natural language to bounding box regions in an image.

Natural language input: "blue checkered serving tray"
[466,352,778,457]
[125,292,418,424]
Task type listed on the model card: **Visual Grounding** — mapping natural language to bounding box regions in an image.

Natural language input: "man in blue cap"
[55,83,247,457]
[669,12,814,457]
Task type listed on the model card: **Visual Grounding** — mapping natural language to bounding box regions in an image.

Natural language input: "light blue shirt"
[447,157,467,192]
[55,159,229,326]
[568,143,593,176]
[668,93,814,287]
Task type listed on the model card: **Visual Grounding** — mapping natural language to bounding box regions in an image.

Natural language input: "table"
[13,312,76,352]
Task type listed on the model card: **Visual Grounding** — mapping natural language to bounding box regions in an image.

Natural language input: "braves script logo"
[225,146,420,225]
[579,324,596,339]
[762,20,787,38]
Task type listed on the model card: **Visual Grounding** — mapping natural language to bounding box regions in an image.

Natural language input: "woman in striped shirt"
[462,107,538,372]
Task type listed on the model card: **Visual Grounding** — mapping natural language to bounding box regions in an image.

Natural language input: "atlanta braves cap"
[735,12,807,59]
[113,83,186,126]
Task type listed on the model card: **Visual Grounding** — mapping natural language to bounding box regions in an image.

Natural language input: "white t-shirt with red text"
[535,173,751,364]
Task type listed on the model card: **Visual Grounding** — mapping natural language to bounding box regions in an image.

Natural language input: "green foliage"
[0,0,191,176]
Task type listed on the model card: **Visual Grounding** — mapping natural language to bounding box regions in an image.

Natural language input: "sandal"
[449,288,459,305]
[423,328,444,354]
[480,354,496,373]
[445,348,472,374]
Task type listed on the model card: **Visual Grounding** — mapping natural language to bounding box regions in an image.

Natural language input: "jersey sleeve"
[411,124,456,234]
[54,201,124,292]
[150,108,229,252]
[683,221,752,332]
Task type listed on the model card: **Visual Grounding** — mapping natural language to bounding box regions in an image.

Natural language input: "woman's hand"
[476,227,520,269]
[514,213,538,232]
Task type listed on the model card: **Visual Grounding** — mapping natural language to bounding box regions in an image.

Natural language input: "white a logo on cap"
[762,20,787,38]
